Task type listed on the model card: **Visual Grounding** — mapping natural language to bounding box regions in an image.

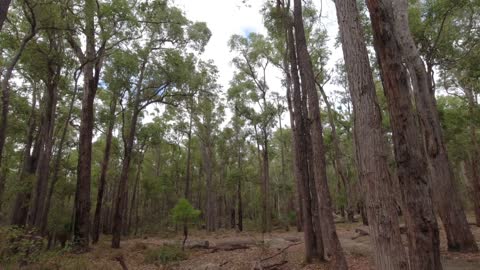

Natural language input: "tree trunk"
[334,0,409,269]
[286,21,323,263]
[318,85,353,222]
[292,0,348,268]
[366,0,443,268]
[29,58,61,233]
[92,93,117,244]
[43,74,79,236]
[128,144,145,234]
[0,17,36,198]
[72,0,98,250]
[111,59,146,248]
[390,0,477,252]
[0,0,12,31]
[11,84,38,226]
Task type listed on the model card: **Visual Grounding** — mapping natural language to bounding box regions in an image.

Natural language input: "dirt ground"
[27,219,480,270]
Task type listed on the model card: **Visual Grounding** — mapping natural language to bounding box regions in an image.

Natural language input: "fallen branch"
[263,260,288,269]
[210,243,250,253]
[260,242,302,262]
[114,255,128,270]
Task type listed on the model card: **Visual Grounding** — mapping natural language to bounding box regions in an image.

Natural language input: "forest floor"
[25,219,480,270]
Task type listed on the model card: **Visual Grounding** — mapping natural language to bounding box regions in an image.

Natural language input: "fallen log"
[351,228,369,240]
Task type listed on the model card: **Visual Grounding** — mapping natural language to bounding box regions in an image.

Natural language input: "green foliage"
[171,198,201,225]
[144,244,187,265]
[0,226,45,266]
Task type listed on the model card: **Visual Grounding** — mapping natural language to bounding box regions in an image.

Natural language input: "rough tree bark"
[292,0,348,268]
[391,0,477,252]
[0,5,36,202]
[111,59,146,248]
[318,85,354,221]
[286,21,323,263]
[11,83,38,226]
[69,0,102,250]
[42,75,79,234]
[366,0,443,268]
[334,0,409,269]
[0,0,12,32]
[92,92,117,244]
[29,38,62,232]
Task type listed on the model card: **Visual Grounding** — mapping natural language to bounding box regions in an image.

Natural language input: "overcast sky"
[174,0,342,97]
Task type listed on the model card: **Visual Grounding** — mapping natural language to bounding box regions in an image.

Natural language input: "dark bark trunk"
[366,0,443,268]
[72,0,100,250]
[293,0,347,268]
[0,0,12,31]
[43,74,79,236]
[111,58,146,248]
[318,85,353,222]
[11,84,38,226]
[185,106,193,200]
[286,21,323,263]
[29,50,61,233]
[0,14,36,195]
[236,137,243,232]
[128,145,145,234]
[334,0,409,268]
[391,0,477,252]
[92,93,117,244]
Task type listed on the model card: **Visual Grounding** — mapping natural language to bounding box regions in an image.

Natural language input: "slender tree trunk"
[262,129,271,233]
[0,17,36,195]
[185,106,193,200]
[366,0,443,268]
[318,85,354,221]
[128,145,145,234]
[29,59,61,233]
[43,74,79,235]
[292,0,347,268]
[92,93,117,244]
[11,84,38,225]
[111,57,147,248]
[390,0,477,252]
[334,0,409,268]
[236,135,243,232]
[286,22,323,263]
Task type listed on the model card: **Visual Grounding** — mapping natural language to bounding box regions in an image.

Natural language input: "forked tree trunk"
[286,22,323,263]
[391,0,477,252]
[72,0,99,250]
[366,0,443,268]
[43,76,79,235]
[293,0,348,268]
[112,59,146,248]
[30,56,61,233]
[92,93,117,244]
[334,0,408,268]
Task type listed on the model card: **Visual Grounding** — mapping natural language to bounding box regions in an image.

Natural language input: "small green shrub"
[144,244,187,265]
[0,226,45,266]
